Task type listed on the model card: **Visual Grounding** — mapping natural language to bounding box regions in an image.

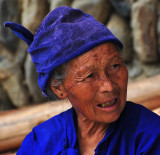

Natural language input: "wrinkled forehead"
[72,42,120,63]
[68,42,122,71]
[91,42,121,55]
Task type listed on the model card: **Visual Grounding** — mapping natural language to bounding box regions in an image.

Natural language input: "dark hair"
[45,62,70,100]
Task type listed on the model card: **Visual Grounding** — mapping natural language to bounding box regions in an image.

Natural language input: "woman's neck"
[76,112,109,155]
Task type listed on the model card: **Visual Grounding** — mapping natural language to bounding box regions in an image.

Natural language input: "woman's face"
[62,42,128,123]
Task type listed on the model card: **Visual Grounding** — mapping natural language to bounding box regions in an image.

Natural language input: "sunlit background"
[0,0,160,154]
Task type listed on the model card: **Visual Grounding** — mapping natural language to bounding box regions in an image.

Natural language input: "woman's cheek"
[78,81,98,99]
[118,68,128,96]
[69,81,97,105]
[114,66,128,82]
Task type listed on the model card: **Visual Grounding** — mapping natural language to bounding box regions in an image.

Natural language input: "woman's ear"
[50,79,67,99]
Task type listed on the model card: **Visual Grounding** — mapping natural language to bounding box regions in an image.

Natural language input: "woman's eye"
[111,64,120,69]
[86,73,94,78]
[108,64,121,74]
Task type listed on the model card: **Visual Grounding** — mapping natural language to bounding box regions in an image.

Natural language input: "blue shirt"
[17,102,160,155]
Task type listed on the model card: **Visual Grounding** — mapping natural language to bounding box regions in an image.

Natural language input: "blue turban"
[4,6,123,96]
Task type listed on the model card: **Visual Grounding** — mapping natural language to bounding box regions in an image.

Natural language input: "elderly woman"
[5,6,160,155]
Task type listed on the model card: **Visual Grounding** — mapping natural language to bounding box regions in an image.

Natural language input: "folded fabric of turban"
[4,6,123,96]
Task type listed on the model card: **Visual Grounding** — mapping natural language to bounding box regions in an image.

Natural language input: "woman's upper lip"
[97,97,118,105]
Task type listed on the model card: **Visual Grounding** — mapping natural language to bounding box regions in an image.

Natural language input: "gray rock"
[0,43,14,80]
[0,43,30,107]
[15,40,28,66]
[21,0,49,33]
[2,68,30,107]
[131,0,159,63]
[72,0,112,23]
[108,0,133,17]
[142,63,160,77]
[158,2,160,55]
[24,54,42,103]
[0,85,14,111]
[126,56,143,79]
[49,0,73,10]
[0,0,20,50]
[107,13,132,62]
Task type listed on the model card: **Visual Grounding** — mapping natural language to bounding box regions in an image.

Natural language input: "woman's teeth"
[98,98,117,108]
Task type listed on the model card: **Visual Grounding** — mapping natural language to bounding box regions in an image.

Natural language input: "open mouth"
[97,98,118,108]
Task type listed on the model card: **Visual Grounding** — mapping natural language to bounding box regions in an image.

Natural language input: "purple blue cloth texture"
[17,102,160,155]
[4,22,34,46]
[4,6,123,96]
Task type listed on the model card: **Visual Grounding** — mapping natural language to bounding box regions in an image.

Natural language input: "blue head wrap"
[4,6,123,96]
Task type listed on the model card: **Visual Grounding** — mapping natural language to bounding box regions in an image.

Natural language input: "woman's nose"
[98,74,114,93]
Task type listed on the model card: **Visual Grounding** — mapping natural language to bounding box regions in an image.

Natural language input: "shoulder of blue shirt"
[17,101,160,154]
[24,101,160,141]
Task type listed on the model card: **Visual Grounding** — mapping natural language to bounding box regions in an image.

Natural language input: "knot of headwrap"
[4,6,123,96]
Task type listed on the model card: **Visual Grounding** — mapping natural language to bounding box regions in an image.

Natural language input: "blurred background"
[0,0,160,153]
[0,0,160,110]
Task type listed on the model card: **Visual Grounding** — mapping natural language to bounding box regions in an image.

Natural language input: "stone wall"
[0,0,160,110]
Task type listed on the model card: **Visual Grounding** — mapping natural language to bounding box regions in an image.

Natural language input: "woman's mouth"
[98,98,118,108]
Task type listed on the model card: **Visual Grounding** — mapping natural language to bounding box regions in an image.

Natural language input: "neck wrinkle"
[76,112,109,139]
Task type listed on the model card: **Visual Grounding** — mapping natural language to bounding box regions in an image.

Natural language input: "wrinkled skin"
[62,42,128,124]
[51,42,128,154]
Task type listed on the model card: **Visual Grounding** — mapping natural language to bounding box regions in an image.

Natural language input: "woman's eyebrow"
[78,65,92,73]
[108,55,121,63]
[76,54,121,74]
[76,64,94,76]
